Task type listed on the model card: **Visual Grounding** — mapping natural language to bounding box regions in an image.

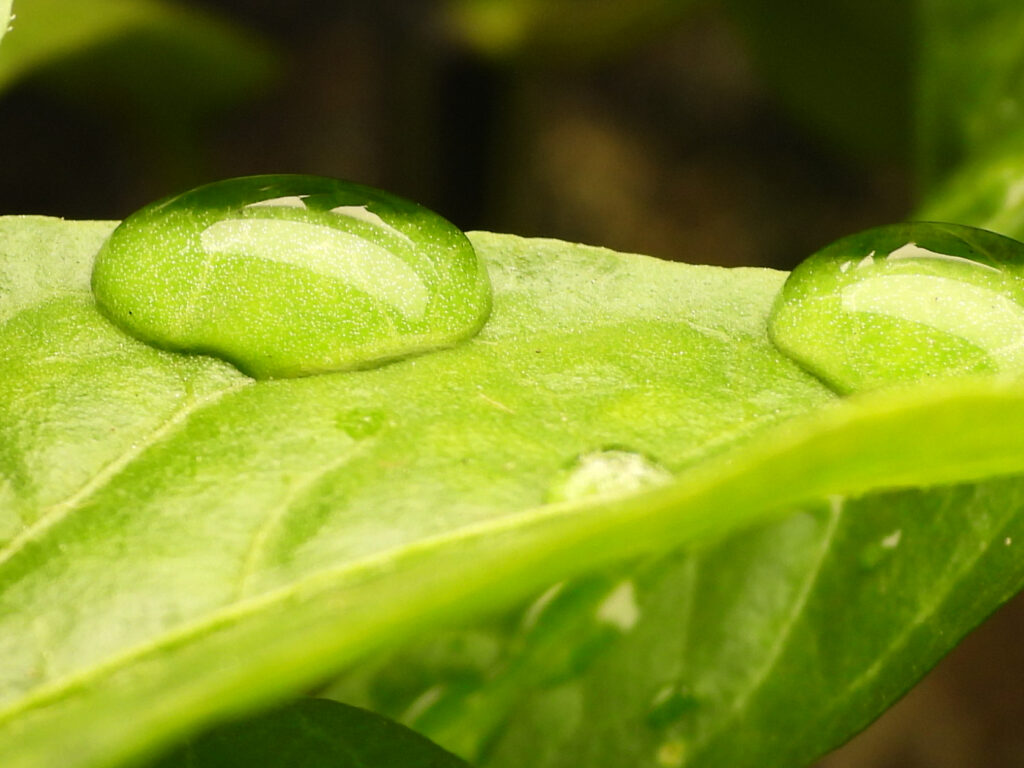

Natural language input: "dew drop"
[594,579,640,632]
[768,222,1024,393]
[547,449,673,503]
[91,175,492,379]
[656,738,688,768]
[335,407,386,439]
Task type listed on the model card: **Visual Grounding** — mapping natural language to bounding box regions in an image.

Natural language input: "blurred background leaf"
[0,0,276,209]
[917,0,1024,189]
[443,0,698,65]
[146,699,471,768]
[720,0,912,162]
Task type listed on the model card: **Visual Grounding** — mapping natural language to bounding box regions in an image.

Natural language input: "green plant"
[3,2,1024,768]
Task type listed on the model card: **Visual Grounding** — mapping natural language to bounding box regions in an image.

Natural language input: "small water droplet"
[92,175,492,379]
[769,222,1024,392]
[336,408,386,439]
[656,738,688,767]
[646,684,699,729]
[594,579,640,632]
[547,448,673,503]
[860,529,903,569]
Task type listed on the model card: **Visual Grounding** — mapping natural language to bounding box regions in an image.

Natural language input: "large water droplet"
[92,175,492,379]
[547,449,673,503]
[769,222,1024,393]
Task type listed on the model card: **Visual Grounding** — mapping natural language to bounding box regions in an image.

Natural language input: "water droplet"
[769,222,1024,392]
[92,175,492,379]
[656,738,688,767]
[646,684,699,729]
[547,448,673,503]
[594,579,640,632]
[860,529,902,569]
[336,408,386,439]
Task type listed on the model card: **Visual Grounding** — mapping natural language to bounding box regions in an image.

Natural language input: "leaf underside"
[148,698,470,768]
[1,217,1024,768]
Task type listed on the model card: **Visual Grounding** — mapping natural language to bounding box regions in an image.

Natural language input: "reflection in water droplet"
[330,204,415,244]
[92,174,492,379]
[244,195,308,209]
[769,222,1024,392]
[548,449,673,503]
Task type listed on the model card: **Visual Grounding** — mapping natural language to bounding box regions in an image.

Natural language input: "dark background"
[2,1,1020,764]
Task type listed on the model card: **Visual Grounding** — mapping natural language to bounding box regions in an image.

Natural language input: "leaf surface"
[2,217,1024,768]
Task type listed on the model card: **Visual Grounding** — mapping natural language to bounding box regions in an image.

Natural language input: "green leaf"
[915,4,1024,261]
[145,698,470,768]
[3,217,1024,768]
[331,480,1024,768]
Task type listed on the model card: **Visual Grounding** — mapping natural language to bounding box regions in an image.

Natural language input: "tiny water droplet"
[656,738,688,768]
[646,684,699,729]
[594,579,640,632]
[547,449,673,503]
[336,407,386,439]
[769,222,1024,392]
[92,175,492,379]
[859,529,902,569]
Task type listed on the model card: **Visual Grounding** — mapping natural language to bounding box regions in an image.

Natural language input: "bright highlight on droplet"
[768,222,1024,393]
[547,449,673,503]
[91,175,492,379]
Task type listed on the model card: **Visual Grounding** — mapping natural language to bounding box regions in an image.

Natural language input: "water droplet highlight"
[769,222,1024,393]
[92,175,492,379]
[859,528,903,570]
[547,449,673,503]
[656,738,688,767]
[594,579,640,632]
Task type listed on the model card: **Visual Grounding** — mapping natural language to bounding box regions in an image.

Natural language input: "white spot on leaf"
[595,580,639,632]
[881,529,902,549]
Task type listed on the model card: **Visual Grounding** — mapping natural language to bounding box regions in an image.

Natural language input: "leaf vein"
[0,378,251,570]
